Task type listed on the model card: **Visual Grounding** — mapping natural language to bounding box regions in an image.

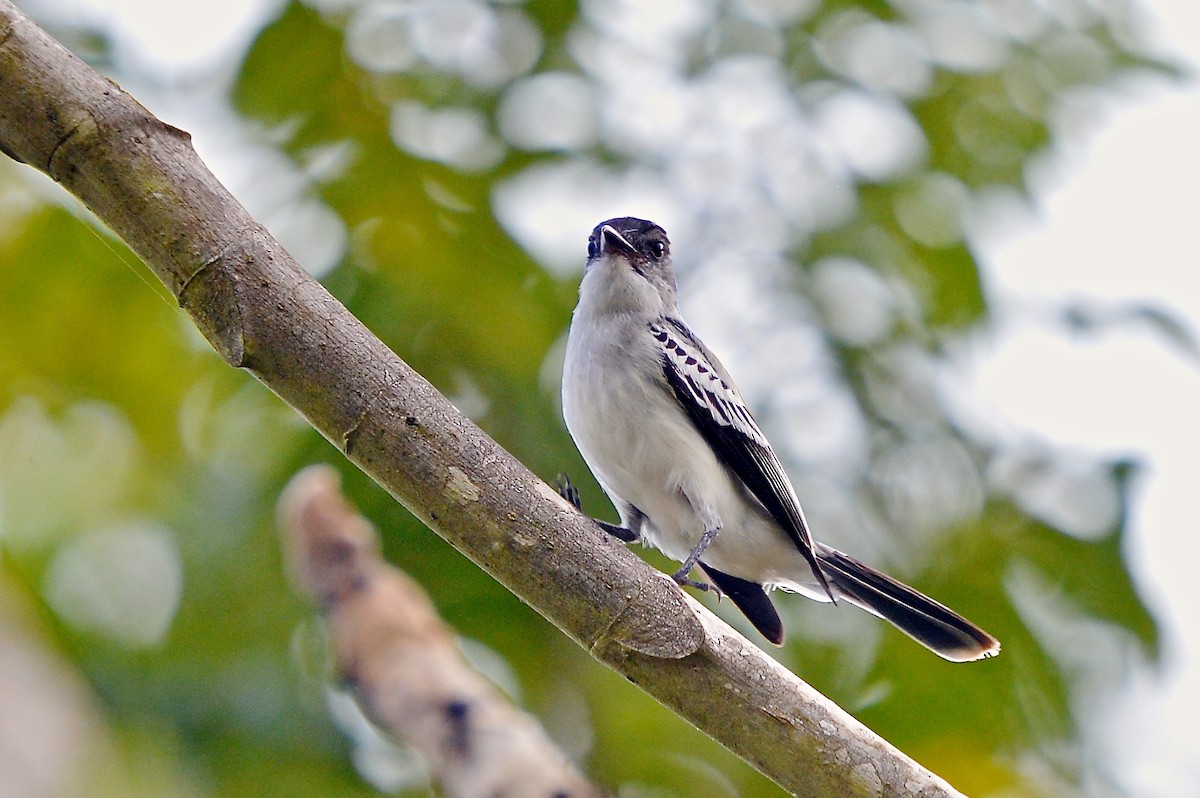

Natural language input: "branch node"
[45,106,97,176]
[176,237,254,367]
[587,572,704,660]
[442,699,472,755]
[343,379,390,455]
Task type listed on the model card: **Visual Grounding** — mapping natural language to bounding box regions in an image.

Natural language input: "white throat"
[577,255,667,320]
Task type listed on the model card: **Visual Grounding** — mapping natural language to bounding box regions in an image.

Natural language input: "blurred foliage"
[0,0,1175,796]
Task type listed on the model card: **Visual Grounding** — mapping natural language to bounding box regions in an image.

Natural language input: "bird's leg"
[671,523,722,593]
[554,473,639,543]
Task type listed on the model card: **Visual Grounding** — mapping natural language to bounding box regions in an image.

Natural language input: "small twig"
[278,465,605,798]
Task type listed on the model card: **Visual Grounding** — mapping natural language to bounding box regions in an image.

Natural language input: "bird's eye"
[587,237,598,258]
[648,240,665,260]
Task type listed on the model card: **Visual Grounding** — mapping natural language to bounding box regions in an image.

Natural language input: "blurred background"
[1,0,1196,795]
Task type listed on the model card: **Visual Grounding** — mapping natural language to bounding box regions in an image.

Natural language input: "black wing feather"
[653,318,832,599]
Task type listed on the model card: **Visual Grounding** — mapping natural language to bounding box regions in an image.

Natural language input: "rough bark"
[0,3,966,795]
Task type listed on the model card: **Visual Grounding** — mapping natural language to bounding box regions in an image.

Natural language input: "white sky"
[19,0,1200,793]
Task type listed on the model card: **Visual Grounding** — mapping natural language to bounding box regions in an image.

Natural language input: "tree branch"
[0,3,965,795]
[278,465,604,797]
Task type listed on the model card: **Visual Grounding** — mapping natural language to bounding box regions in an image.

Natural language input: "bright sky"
[21,0,1200,793]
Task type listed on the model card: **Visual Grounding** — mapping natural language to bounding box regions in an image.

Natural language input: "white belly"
[562,316,822,596]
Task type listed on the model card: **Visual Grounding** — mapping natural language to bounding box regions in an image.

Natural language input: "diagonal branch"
[0,3,965,795]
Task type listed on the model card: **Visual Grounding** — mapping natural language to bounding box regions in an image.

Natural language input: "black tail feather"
[817,548,1000,662]
[702,564,785,646]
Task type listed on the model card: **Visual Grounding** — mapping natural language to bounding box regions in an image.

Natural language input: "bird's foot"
[669,524,723,596]
[554,473,582,510]
[555,473,639,543]
[671,567,723,600]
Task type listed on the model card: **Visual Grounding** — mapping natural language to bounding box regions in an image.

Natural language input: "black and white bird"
[561,217,999,662]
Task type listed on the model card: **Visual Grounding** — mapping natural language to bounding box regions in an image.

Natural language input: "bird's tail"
[817,547,1000,663]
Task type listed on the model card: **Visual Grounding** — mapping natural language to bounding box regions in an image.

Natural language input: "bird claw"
[672,568,723,600]
[556,473,639,542]
[554,473,582,510]
[560,474,724,600]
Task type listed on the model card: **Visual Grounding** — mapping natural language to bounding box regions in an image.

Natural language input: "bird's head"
[580,217,677,315]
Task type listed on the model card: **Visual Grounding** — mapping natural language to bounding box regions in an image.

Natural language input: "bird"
[560,216,999,662]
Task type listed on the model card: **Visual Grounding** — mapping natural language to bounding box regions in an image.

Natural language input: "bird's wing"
[651,317,832,598]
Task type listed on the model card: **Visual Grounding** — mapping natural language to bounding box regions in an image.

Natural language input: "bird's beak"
[600,225,637,258]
